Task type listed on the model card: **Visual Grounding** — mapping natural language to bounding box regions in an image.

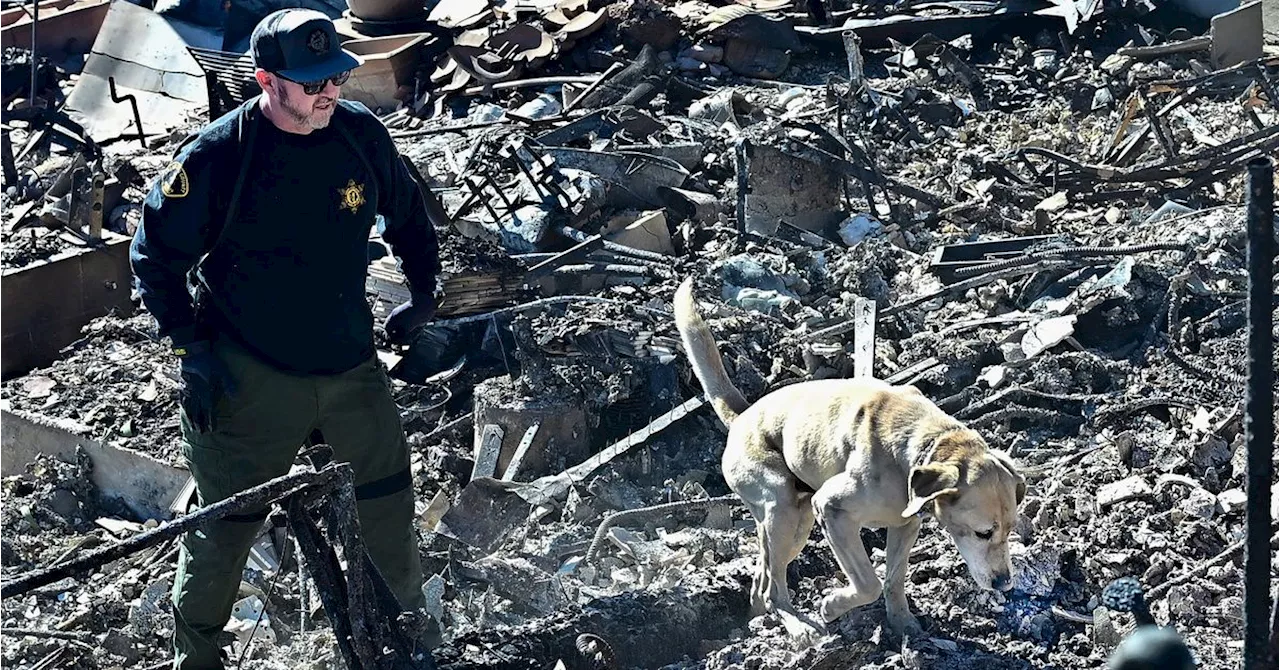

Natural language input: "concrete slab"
[1,231,134,379]
[1,407,189,521]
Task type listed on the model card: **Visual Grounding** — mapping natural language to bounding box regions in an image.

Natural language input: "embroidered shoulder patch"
[160,161,190,199]
[337,179,366,213]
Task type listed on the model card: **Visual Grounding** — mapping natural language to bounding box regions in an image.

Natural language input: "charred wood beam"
[325,464,434,670]
[526,233,607,280]
[287,457,436,670]
[1139,90,1177,160]
[1,127,16,185]
[0,467,340,599]
[288,494,365,668]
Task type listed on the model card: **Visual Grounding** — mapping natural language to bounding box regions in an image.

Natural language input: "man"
[130,9,440,669]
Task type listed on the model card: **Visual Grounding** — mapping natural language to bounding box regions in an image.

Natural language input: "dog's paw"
[776,611,826,647]
[820,589,857,622]
[886,611,924,639]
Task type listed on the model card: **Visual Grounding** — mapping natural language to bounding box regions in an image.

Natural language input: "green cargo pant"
[170,337,425,670]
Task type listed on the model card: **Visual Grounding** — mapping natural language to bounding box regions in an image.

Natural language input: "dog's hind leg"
[759,493,826,641]
[782,494,816,567]
[812,471,882,623]
[745,503,771,617]
[883,517,924,637]
[726,442,822,638]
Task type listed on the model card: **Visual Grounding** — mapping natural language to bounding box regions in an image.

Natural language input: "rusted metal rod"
[584,496,739,564]
[1243,156,1276,670]
[107,76,146,148]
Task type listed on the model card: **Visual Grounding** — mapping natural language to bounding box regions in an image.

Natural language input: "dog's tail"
[674,277,750,426]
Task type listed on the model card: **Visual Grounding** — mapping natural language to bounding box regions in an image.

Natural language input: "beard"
[279,84,337,130]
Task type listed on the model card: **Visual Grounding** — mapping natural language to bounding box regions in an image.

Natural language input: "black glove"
[174,341,236,433]
[384,291,437,346]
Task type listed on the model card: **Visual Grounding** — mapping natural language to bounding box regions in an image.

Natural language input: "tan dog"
[673,278,1026,640]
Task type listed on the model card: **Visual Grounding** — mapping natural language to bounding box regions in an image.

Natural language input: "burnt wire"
[1161,267,1248,384]
[236,524,291,669]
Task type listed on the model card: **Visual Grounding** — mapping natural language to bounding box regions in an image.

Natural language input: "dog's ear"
[902,462,961,518]
[991,452,1027,505]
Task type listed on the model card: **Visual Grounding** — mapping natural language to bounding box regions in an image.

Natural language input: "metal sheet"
[1211,0,1264,69]
[64,0,209,143]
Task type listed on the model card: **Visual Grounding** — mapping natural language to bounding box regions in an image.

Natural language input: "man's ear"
[902,462,961,518]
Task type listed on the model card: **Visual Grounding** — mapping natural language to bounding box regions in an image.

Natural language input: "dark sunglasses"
[277,70,351,95]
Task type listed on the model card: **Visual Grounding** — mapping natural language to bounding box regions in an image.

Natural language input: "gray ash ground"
[1,453,173,670]
[2,314,186,464]
[0,209,1265,668]
[436,226,526,276]
[0,226,72,270]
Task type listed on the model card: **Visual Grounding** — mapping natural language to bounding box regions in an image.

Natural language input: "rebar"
[107,76,145,149]
[803,258,1086,343]
[1243,156,1276,670]
[584,495,739,564]
[969,406,1073,428]
[953,242,1187,278]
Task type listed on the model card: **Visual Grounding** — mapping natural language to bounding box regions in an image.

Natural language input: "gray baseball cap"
[250,9,363,83]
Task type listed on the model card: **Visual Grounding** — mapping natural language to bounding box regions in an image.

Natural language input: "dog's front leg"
[812,472,881,622]
[883,518,924,637]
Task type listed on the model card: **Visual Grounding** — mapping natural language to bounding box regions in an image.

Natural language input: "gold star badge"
[337,179,366,213]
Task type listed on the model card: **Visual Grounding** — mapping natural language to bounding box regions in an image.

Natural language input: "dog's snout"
[992,574,1011,591]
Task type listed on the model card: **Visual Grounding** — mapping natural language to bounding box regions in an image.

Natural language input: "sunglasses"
[277,70,351,95]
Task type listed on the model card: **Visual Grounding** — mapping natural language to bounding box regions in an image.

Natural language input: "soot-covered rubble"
[2,1,1277,669]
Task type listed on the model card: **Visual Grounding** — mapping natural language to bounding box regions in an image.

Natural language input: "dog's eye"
[975,529,994,540]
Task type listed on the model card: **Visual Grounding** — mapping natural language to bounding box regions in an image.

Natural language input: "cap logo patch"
[307,29,330,54]
[338,179,366,213]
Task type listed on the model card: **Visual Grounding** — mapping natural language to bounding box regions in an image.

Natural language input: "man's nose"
[993,574,1011,591]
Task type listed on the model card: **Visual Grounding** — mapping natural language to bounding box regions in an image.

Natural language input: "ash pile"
[2,0,1277,668]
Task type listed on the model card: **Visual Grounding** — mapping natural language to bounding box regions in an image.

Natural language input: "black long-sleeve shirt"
[130,96,440,375]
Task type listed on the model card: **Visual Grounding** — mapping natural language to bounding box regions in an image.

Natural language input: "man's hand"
[385,291,437,345]
[174,341,237,433]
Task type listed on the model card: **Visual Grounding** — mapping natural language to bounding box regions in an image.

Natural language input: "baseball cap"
[250,9,363,83]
